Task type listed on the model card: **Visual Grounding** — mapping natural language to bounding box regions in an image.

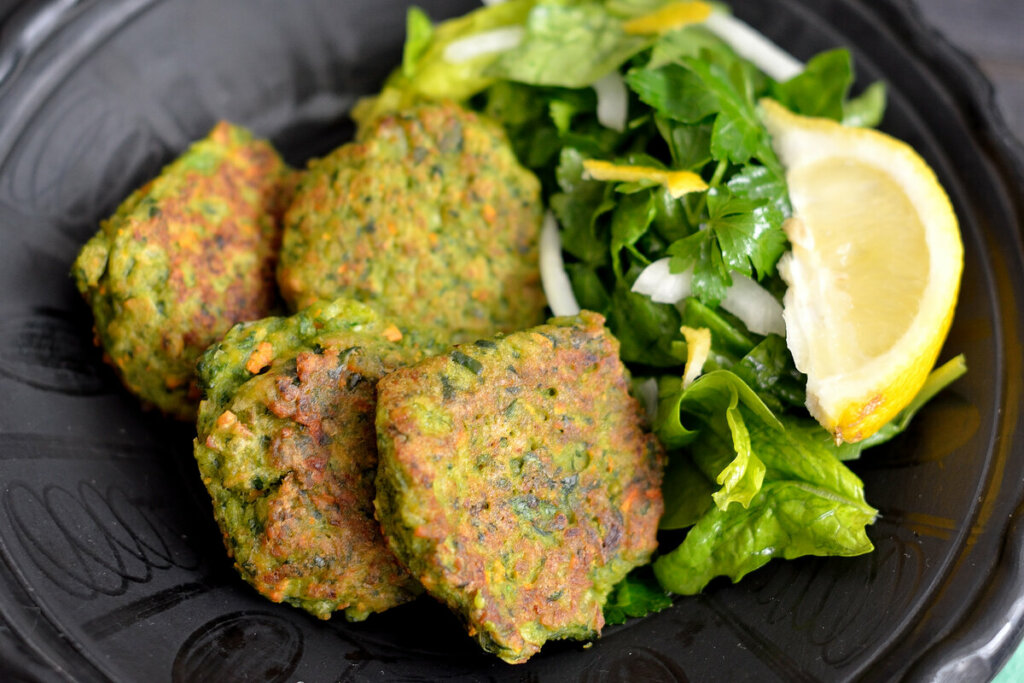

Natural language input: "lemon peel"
[582,159,708,198]
[623,2,712,36]
[680,326,712,389]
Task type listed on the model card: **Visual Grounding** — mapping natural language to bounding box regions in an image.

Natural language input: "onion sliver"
[704,12,803,82]
[539,212,581,317]
[721,272,786,337]
[632,258,692,303]
[443,26,524,64]
[593,72,628,132]
[632,258,785,337]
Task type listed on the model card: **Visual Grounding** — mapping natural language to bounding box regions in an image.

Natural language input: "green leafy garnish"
[655,370,780,509]
[654,479,876,595]
[603,569,674,625]
[771,49,853,120]
[842,81,887,127]
[659,453,716,529]
[489,3,652,88]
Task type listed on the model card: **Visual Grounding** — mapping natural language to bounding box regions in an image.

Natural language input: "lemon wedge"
[761,99,963,443]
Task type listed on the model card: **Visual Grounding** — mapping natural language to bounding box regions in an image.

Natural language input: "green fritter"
[277,101,545,342]
[374,311,665,663]
[195,298,444,620]
[73,121,294,420]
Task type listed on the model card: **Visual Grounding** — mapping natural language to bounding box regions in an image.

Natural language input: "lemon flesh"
[762,99,962,443]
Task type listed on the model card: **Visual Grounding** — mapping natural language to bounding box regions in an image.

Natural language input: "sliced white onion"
[632,258,692,303]
[721,273,786,337]
[593,71,628,132]
[539,212,581,317]
[704,11,803,82]
[443,26,524,64]
[636,377,659,422]
[632,258,785,337]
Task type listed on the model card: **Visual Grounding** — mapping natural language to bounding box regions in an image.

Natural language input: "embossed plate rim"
[0,0,1022,681]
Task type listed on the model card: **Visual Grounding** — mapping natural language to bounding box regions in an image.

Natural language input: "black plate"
[1,1,1023,681]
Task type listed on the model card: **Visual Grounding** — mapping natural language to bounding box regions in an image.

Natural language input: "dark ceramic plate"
[1,0,1023,681]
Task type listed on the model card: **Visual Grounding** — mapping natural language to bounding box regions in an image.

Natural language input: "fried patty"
[277,101,545,342]
[374,311,665,663]
[72,121,294,420]
[195,298,444,620]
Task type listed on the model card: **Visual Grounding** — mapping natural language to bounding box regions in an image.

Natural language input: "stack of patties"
[194,303,664,663]
[194,298,443,619]
[189,100,664,662]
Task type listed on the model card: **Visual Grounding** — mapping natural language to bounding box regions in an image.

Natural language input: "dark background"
[911,0,1023,142]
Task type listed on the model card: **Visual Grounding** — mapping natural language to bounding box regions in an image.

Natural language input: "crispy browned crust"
[374,311,665,662]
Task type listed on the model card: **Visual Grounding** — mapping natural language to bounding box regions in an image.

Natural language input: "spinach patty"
[374,311,665,662]
[195,298,444,620]
[73,121,294,419]
[277,101,545,342]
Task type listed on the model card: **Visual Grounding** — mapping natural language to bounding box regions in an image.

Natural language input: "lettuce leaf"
[659,453,716,529]
[654,379,877,595]
[653,479,876,595]
[352,0,537,127]
[489,3,653,88]
[655,370,780,508]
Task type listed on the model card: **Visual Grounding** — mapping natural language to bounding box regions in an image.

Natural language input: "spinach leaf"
[653,479,876,595]
[843,81,887,128]
[610,188,657,279]
[654,406,877,595]
[551,148,615,265]
[605,275,683,366]
[771,49,853,120]
[732,334,806,411]
[604,569,673,625]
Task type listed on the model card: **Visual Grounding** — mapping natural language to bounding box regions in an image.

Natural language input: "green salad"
[357,0,966,622]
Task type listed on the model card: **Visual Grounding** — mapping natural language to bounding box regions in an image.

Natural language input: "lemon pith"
[761,99,963,443]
